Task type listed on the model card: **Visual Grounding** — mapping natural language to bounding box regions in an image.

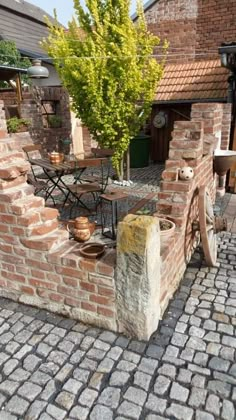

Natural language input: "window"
[41,100,62,128]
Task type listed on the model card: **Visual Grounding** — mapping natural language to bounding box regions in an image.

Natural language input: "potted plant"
[47,115,62,128]
[7,117,31,133]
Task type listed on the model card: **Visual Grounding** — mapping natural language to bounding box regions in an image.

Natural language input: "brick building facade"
[142,0,236,62]
[140,0,234,164]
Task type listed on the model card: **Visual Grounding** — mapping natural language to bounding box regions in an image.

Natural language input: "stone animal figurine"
[179,166,194,181]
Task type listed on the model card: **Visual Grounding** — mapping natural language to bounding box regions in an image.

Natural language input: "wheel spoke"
[206,213,214,225]
[206,224,214,233]
[206,194,214,218]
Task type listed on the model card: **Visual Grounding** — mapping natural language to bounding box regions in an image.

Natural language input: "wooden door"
[150,104,191,163]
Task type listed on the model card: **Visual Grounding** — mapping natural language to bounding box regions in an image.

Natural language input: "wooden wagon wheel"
[198,186,227,267]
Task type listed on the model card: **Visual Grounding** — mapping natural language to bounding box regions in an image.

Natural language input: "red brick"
[21,237,55,251]
[0,175,27,191]
[98,286,115,298]
[81,301,97,312]
[97,306,115,318]
[2,263,15,272]
[21,286,35,295]
[0,224,9,233]
[40,208,59,222]
[46,272,62,284]
[0,278,7,287]
[56,266,87,280]
[79,258,97,272]
[18,213,41,227]
[1,270,25,283]
[63,277,78,287]
[0,243,13,254]
[49,292,64,303]
[57,285,76,297]
[29,278,56,290]
[28,220,58,237]
[0,214,16,224]
[89,274,114,287]
[31,269,46,280]
[89,294,113,306]
[65,297,81,307]
[80,281,96,293]
[11,197,44,216]
[11,226,25,236]
[26,259,53,272]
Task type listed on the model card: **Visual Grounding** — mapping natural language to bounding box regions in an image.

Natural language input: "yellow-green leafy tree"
[43,0,166,177]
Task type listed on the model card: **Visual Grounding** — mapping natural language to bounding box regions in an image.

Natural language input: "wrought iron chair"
[26,174,56,205]
[65,157,112,214]
[22,144,57,182]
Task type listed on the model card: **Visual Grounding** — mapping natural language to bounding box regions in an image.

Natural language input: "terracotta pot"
[67,217,95,242]
[152,213,175,248]
[49,152,64,164]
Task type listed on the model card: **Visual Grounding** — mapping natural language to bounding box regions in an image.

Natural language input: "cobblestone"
[0,230,236,419]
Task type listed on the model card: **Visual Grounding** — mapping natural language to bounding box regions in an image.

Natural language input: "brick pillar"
[157,120,204,230]
[191,103,223,155]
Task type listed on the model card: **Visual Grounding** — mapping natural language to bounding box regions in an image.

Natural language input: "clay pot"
[49,152,64,164]
[67,217,95,242]
[79,242,105,259]
[153,214,176,248]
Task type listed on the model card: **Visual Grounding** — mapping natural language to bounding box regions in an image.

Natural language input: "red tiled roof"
[155,60,229,102]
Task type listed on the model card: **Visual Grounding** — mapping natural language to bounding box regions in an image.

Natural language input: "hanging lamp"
[27,59,49,79]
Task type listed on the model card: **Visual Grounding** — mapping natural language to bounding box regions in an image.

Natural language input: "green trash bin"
[130,133,151,168]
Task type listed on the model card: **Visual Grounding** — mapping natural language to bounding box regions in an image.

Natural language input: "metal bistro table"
[29,156,111,211]
[29,157,87,206]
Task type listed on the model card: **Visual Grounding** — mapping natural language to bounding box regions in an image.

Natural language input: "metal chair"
[65,157,112,214]
[22,144,57,182]
[26,174,56,205]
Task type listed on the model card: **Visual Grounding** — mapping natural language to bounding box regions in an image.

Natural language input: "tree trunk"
[118,157,124,182]
[126,146,130,181]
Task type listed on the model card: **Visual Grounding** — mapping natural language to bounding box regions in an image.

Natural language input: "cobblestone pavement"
[0,230,236,419]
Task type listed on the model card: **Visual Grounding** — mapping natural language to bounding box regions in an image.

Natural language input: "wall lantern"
[27,59,49,79]
[100,192,128,240]
[219,44,236,72]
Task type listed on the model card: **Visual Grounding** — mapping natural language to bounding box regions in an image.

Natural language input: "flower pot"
[153,213,176,248]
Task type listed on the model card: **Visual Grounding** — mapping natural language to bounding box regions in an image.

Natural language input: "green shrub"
[47,115,62,128]
[7,117,31,133]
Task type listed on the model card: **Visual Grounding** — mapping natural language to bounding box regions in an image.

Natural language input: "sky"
[28,0,139,27]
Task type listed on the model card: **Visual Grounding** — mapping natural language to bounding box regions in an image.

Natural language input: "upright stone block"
[116,215,161,340]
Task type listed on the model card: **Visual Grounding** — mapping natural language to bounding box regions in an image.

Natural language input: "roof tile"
[155,59,229,102]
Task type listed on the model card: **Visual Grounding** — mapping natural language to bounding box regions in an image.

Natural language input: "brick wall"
[196,0,236,57]
[144,0,236,62]
[0,144,117,330]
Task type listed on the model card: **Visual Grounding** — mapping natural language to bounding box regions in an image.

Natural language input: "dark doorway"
[150,104,191,163]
